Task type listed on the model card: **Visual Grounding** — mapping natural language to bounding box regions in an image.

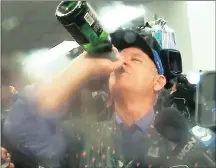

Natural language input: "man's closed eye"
[131,58,142,63]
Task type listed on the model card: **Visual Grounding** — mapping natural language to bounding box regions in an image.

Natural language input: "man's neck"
[114,94,154,127]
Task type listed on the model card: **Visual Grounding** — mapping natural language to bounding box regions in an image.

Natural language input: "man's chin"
[110,81,130,94]
[109,73,131,93]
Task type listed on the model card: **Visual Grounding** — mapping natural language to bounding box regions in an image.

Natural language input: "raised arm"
[36,49,122,112]
[3,48,122,167]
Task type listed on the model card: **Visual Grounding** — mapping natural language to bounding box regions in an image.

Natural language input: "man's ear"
[154,75,166,92]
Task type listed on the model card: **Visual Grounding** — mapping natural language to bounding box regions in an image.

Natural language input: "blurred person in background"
[3,30,168,168]
[1,85,18,124]
[1,85,15,148]
[1,86,18,110]
[1,147,15,168]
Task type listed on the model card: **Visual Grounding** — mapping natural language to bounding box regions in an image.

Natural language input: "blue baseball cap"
[110,29,164,75]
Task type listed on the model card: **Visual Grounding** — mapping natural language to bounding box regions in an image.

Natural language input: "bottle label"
[84,12,95,26]
[84,9,103,36]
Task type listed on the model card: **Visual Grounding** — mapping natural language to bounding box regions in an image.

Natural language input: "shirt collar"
[115,112,154,132]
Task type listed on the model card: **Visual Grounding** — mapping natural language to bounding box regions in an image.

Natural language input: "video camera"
[151,44,200,121]
[163,73,198,120]
[148,46,197,120]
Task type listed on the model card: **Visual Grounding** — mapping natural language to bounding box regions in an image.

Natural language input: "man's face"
[109,47,161,96]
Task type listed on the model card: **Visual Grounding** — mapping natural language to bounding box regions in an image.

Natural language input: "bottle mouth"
[56,1,82,17]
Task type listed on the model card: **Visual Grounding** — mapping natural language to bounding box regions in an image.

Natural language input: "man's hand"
[36,46,122,111]
[78,47,123,78]
[1,147,15,168]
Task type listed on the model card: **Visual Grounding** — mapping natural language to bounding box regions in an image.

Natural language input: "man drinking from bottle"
[4,30,168,168]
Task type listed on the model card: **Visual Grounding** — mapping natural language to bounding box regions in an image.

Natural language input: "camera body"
[159,49,182,89]
[155,48,197,122]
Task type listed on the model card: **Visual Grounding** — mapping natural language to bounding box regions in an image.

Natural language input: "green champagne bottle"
[55,1,112,54]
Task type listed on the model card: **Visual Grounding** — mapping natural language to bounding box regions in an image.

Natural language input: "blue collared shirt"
[3,85,155,167]
[115,112,154,140]
[114,112,155,162]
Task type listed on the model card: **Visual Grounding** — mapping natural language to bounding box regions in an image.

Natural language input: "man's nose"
[118,55,129,65]
[122,59,132,69]
[122,59,129,67]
